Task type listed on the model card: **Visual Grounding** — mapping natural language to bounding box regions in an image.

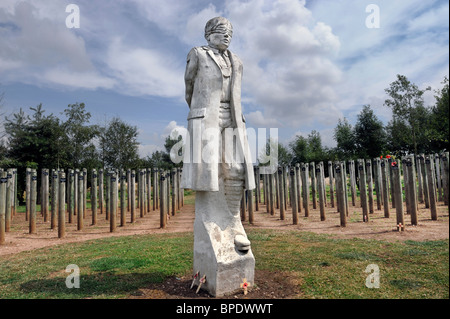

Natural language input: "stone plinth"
[193,177,255,297]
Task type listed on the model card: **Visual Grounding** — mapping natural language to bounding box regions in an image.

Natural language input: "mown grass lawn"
[0,229,448,299]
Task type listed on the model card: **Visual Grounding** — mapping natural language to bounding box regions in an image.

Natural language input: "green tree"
[4,105,66,204]
[307,130,327,163]
[354,105,386,158]
[384,74,431,155]
[289,130,328,164]
[333,118,356,159]
[62,102,99,168]
[4,104,65,170]
[289,135,308,164]
[99,117,140,169]
[428,76,449,151]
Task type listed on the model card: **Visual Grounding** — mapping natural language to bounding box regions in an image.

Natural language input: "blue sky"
[1,0,448,158]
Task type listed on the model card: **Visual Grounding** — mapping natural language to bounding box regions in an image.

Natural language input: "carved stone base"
[193,177,255,297]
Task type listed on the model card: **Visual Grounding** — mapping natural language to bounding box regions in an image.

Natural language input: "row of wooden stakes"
[0,167,185,244]
[240,152,449,230]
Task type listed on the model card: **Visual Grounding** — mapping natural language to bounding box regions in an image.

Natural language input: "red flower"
[380,156,383,159]
[391,161,397,167]
[242,282,248,289]
[386,155,391,159]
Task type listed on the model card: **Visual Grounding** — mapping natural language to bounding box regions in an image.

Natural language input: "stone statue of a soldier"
[180,16,255,296]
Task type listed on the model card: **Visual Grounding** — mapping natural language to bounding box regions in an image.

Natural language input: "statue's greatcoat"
[181,46,255,192]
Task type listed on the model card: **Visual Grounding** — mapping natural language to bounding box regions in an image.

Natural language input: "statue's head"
[205,17,233,50]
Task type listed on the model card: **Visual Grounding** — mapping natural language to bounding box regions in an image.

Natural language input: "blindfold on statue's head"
[204,17,233,39]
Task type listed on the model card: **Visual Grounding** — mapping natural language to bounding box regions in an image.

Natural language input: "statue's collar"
[204,46,229,57]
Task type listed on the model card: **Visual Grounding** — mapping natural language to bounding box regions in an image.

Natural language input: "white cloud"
[43,67,116,90]
[245,110,281,128]
[106,38,185,98]
[222,0,343,129]
[0,1,113,89]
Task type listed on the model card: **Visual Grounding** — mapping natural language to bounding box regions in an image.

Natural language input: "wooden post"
[41,169,49,222]
[44,169,50,221]
[130,170,136,223]
[358,159,369,222]
[425,155,438,220]
[248,187,254,224]
[309,162,317,209]
[335,162,346,227]
[295,164,302,212]
[264,173,269,213]
[77,171,84,230]
[416,155,424,203]
[317,163,326,221]
[328,161,335,208]
[12,169,17,217]
[91,169,98,225]
[283,166,288,210]
[152,168,157,211]
[177,168,182,209]
[155,169,160,210]
[166,171,171,218]
[391,161,405,230]
[240,190,246,222]
[26,168,31,222]
[110,172,117,232]
[139,169,144,218]
[0,171,7,244]
[402,157,410,215]
[98,169,104,215]
[144,169,148,215]
[105,171,111,220]
[269,173,275,215]
[435,154,443,202]
[58,171,66,238]
[68,169,74,223]
[160,172,166,228]
[74,169,79,216]
[172,168,177,216]
[366,160,374,214]
[254,167,260,211]
[262,171,267,206]
[125,169,130,212]
[301,163,310,217]
[5,169,12,232]
[120,170,126,226]
[277,166,285,220]
[29,170,37,234]
[349,160,357,206]
[289,167,298,224]
[388,157,396,209]
[147,168,152,213]
[406,155,418,225]
[441,153,449,206]
[321,162,327,208]
[180,168,184,207]
[374,158,382,211]
[274,167,280,210]
[381,158,390,218]
[8,169,14,220]
[83,168,87,214]
[50,169,58,229]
